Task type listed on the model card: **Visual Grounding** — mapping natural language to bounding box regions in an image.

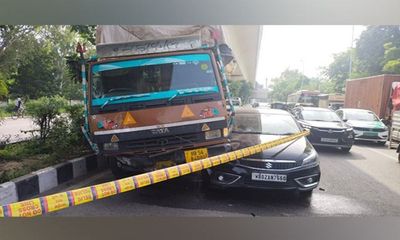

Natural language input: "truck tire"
[109,157,132,179]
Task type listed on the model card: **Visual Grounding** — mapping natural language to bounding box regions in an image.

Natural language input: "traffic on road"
[2,25,400,218]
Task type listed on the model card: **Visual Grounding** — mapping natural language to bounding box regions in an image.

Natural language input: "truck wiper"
[168,88,217,102]
[101,93,151,109]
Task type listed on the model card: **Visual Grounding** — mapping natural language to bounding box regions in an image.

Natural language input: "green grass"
[0,140,91,183]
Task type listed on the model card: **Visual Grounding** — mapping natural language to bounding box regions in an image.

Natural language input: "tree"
[0,72,9,99]
[269,69,315,101]
[355,26,400,75]
[9,36,59,99]
[323,50,352,93]
[382,42,400,73]
[227,80,253,103]
[70,25,97,45]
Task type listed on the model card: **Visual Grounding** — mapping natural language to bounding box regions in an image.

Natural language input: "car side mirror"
[343,119,348,122]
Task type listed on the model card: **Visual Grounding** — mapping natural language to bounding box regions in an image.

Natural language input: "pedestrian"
[15,97,22,112]
[12,97,24,119]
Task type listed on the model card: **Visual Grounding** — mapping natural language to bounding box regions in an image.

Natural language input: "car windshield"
[301,109,341,122]
[233,113,301,135]
[90,53,219,106]
[345,111,379,121]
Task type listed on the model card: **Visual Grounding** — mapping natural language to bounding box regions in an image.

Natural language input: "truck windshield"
[90,53,219,107]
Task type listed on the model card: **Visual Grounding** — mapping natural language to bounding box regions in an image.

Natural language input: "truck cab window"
[90,53,219,106]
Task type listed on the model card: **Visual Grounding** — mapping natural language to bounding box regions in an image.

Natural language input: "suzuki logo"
[265,162,273,169]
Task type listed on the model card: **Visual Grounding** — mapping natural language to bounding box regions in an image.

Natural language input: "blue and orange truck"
[78,26,235,177]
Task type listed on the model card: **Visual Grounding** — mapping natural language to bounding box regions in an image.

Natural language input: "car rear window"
[233,113,301,135]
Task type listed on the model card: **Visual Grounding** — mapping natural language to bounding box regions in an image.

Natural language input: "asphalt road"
[42,142,400,217]
[0,117,36,143]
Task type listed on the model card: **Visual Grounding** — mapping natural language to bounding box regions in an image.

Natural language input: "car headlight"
[205,129,222,140]
[301,123,312,129]
[302,150,318,165]
[104,142,119,151]
[346,128,353,131]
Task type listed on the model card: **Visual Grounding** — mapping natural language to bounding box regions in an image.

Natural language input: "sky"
[255,25,366,88]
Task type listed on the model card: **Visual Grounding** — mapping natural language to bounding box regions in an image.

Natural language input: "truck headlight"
[104,142,119,151]
[302,150,318,165]
[223,128,229,137]
[205,130,222,140]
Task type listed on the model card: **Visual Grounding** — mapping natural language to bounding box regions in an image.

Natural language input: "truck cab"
[81,27,234,176]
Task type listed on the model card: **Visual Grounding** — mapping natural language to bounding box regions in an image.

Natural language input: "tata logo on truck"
[151,128,170,135]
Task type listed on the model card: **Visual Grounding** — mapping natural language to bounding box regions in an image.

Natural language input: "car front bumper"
[307,129,354,149]
[353,130,388,142]
[207,162,321,191]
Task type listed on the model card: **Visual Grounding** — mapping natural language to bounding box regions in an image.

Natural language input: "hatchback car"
[206,108,320,196]
[335,108,388,145]
[292,107,354,152]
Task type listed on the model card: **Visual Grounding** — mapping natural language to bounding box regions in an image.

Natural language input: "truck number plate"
[184,148,208,163]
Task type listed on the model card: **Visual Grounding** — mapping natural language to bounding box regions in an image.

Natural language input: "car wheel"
[297,190,313,199]
[377,141,386,146]
[341,146,352,152]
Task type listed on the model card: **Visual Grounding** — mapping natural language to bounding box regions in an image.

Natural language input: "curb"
[0,154,108,205]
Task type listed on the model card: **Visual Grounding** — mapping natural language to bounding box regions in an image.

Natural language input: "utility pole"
[300,59,305,90]
[348,25,354,79]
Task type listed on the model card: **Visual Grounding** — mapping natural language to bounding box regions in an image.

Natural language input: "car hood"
[230,132,315,161]
[346,120,386,129]
[301,120,347,129]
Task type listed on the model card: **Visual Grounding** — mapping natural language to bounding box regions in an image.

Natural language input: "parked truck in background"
[287,90,320,107]
[344,74,400,124]
[79,25,235,177]
[318,94,344,110]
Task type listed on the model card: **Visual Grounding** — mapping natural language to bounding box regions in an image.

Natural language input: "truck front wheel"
[109,157,132,179]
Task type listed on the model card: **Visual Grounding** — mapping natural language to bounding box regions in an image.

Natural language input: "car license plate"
[251,173,287,182]
[184,148,208,163]
[364,132,378,136]
[321,138,338,143]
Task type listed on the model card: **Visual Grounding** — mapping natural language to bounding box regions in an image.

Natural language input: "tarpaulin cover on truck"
[96,25,225,46]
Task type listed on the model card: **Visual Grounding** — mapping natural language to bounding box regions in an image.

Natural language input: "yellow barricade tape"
[0,131,309,217]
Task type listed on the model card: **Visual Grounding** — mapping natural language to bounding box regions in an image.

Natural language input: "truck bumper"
[112,142,232,173]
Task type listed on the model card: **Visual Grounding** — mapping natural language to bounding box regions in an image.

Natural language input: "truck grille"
[121,133,205,154]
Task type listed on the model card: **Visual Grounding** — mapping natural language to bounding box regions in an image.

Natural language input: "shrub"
[46,104,88,158]
[0,108,6,122]
[25,96,67,142]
